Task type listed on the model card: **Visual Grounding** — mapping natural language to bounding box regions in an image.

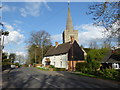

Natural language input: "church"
[42,2,86,71]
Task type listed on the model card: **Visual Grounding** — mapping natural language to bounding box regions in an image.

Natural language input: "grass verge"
[73,72,120,83]
[36,67,49,71]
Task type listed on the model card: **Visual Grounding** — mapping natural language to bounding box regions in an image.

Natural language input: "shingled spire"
[66,0,73,30]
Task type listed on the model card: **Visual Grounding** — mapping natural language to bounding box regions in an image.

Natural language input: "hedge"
[54,68,66,71]
[102,69,120,81]
[76,62,120,81]
[76,61,100,73]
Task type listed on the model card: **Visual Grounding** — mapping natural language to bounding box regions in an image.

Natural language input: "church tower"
[62,1,78,43]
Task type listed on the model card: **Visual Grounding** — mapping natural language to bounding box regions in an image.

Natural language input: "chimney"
[70,36,74,43]
[55,42,58,47]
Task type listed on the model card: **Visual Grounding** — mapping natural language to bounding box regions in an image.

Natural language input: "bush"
[76,61,100,73]
[115,69,120,81]
[76,61,120,81]
[76,62,87,72]
[49,65,55,68]
[14,63,20,66]
[37,66,49,71]
[91,60,100,71]
[102,69,120,81]
[54,68,66,71]
[2,59,11,66]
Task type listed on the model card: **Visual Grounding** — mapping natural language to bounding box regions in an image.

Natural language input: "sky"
[1,1,117,59]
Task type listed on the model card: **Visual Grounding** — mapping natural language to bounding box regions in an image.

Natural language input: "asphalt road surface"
[2,67,119,89]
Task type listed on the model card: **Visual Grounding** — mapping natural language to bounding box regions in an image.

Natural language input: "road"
[2,67,119,88]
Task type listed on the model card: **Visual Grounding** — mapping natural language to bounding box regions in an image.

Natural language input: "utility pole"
[0,26,9,60]
[35,45,39,64]
[0,2,2,62]
[41,42,43,60]
[0,28,2,61]
[0,4,9,63]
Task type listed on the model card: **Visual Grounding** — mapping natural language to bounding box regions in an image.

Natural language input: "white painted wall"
[112,63,120,69]
[42,53,68,69]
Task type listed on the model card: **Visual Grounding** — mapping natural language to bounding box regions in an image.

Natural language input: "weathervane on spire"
[68,0,70,7]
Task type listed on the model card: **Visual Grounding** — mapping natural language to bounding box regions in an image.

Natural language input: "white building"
[42,39,85,71]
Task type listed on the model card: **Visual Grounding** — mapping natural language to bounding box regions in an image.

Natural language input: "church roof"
[66,2,73,30]
[44,42,72,56]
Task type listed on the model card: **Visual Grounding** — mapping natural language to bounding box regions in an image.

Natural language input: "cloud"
[75,24,107,47]
[2,5,16,12]
[20,2,51,17]
[16,51,26,56]
[3,23,25,45]
[51,24,107,47]
[14,20,23,24]
[51,34,62,44]
[20,2,42,17]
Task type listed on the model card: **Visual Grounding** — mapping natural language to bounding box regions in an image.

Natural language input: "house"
[101,48,120,69]
[42,36,85,71]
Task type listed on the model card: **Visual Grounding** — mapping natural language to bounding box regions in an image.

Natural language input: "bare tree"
[87,2,120,45]
[102,40,111,48]
[28,30,51,46]
[89,41,98,49]
[27,30,52,64]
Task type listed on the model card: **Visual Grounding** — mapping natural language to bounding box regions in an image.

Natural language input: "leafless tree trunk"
[87,2,120,45]
[27,30,52,64]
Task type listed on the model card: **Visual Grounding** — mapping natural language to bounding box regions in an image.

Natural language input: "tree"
[87,48,110,62]
[28,30,51,46]
[87,2,120,45]
[9,53,16,64]
[89,41,98,49]
[16,54,24,64]
[102,40,111,48]
[27,30,52,64]
[2,53,11,70]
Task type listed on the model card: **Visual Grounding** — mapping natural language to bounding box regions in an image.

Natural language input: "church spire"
[66,0,73,30]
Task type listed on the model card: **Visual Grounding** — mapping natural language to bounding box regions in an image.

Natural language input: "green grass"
[73,72,119,82]
[36,66,66,71]
[36,67,49,71]
[74,72,97,78]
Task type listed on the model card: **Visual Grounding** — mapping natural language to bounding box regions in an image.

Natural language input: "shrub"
[54,68,66,71]
[102,69,120,81]
[37,66,49,71]
[76,62,87,72]
[2,59,11,66]
[49,65,55,68]
[14,63,20,66]
[91,60,100,71]
[115,69,120,81]
[76,61,100,73]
